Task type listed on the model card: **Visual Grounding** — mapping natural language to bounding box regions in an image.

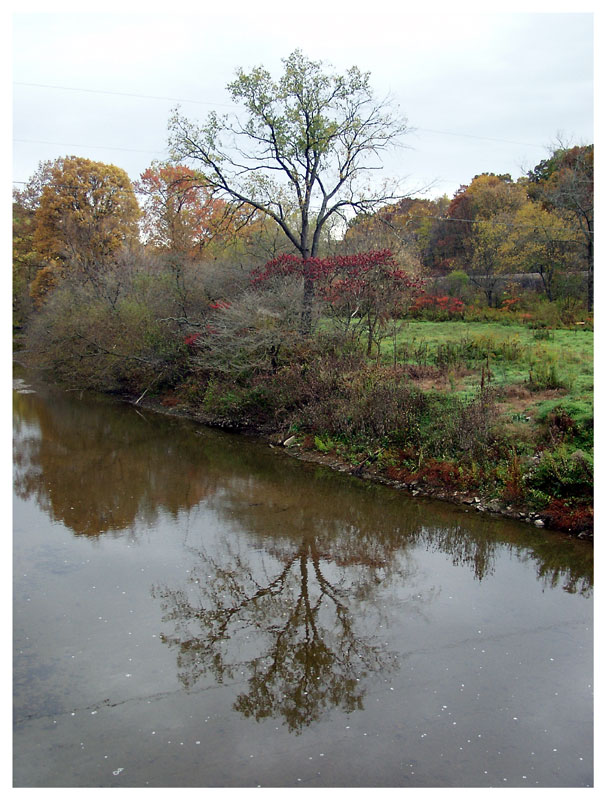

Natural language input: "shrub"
[192,281,304,377]
[542,499,593,534]
[201,377,276,426]
[526,359,570,391]
[24,264,192,393]
[536,400,593,448]
[496,451,526,503]
[409,294,465,320]
[419,388,502,464]
[527,445,593,501]
[314,435,337,453]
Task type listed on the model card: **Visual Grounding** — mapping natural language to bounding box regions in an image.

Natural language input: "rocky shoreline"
[123,390,593,543]
[12,354,593,543]
[272,439,592,540]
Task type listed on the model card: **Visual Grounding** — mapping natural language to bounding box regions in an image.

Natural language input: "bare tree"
[169,50,410,331]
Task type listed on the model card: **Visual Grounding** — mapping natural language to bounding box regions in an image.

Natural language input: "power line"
[14,137,166,156]
[14,81,554,150]
[13,81,236,108]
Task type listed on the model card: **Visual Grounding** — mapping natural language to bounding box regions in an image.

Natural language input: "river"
[13,367,593,787]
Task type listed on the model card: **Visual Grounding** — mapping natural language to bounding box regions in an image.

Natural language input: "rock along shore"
[122,390,593,543]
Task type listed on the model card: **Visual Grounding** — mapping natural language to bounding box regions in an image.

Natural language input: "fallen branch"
[135,370,166,405]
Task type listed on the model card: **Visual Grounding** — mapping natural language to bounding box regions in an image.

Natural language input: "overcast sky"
[10,3,594,202]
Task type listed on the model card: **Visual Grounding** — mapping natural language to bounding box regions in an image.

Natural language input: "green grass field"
[391,320,592,402]
[376,319,594,462]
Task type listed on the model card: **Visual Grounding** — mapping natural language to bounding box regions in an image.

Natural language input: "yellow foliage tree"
[500,202,579,301]
[469,214,512,307]
[464,173,527,219]
[32,156,140,298]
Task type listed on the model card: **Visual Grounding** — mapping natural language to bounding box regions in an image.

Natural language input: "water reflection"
[13,370,594,786]
[13,378,219,536]
[153,534,403,732]
[13,368,593,599]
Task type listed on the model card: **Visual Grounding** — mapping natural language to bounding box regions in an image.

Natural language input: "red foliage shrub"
[501,296,521,312]
[500,453,525,503]
[386,458,478,492]
[251,249,424,307]
[386,464,415,483]
[409,294,465,319]
[418,459,463,488]
[184,332,201,350]
[542,499,593,534]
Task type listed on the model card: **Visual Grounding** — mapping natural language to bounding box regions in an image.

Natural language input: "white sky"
[9,3,595,201]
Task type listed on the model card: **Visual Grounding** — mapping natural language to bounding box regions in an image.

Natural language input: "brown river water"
[13,367,593,787]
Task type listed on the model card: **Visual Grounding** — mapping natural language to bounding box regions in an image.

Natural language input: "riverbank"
[15,321,593,545]
[116,385,593,542]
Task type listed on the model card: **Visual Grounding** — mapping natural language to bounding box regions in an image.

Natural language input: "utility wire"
[14,137,166,156]
[14,80,553,149]
[13,81,236,108]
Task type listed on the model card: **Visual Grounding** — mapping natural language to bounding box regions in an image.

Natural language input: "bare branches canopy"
[168,50,409,261]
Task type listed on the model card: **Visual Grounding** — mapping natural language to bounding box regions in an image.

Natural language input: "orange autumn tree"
[135,162,249,259]
[31,156,140,306]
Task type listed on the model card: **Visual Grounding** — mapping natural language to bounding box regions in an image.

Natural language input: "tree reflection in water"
[14,370,592,600]
[14,365,593,730]
[152,531,405,733]
[13,379,220,537]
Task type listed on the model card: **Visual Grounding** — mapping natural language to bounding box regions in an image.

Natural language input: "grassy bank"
[148,319,593,539]
[19,273,593,540]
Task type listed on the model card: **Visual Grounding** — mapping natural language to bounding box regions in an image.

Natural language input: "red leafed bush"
[501,296,521,311]
[251,249,425,353]
[386,459,478,492]
[252,250,423,294]
[409,294,465,320]
[184,332,201,350]
[542,499,593,534]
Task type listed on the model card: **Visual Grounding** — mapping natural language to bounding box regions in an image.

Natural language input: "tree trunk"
[301,274,315,335]
[300,238,314,335]
[538,269,554,302]
[587,239,593,312]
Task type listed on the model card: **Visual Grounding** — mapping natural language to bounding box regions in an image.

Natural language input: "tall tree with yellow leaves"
[30,156,140,306]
